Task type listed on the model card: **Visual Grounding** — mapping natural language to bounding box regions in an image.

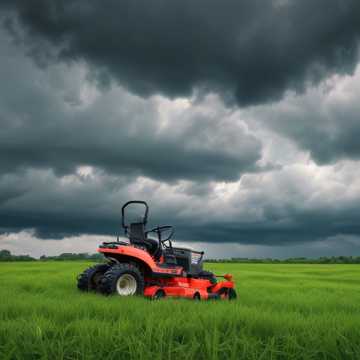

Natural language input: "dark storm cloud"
[2,165,360,245]
[275,108,360,165]
[1,0,360,106]
[0,169,128,238]
[0,26,270,241]
[249,67,360,164]
[1,3,360,254]
[0,29,262,182]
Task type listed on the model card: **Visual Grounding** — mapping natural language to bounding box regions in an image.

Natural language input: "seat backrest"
[128,223,163,260]
[128,222,146,245]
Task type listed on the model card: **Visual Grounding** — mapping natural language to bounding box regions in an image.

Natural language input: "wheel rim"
[116,274,137,296]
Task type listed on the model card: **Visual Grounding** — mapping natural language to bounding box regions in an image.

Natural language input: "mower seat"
[129,222,146,245]
[128,222,161,260]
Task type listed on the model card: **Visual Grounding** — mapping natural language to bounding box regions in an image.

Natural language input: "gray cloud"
[0,27,265,241]
[1,0,360,106]
[0,29,262,182]
[1,5,360,257]
[2,160,360,247]
[249,65,360,165]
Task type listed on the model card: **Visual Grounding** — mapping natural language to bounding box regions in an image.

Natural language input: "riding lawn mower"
[77,201,236,300]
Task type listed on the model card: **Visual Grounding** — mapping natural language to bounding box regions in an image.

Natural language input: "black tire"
[77,264,110,292]
[99,263,144,296]
[193,292,201,301]
[153,289,166,300]
[228,288,237,300]
[218,287,237,300]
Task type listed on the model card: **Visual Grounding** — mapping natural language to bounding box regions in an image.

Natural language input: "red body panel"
[98,245,183,275]
[98,244,235,299]
[98,245,156,266]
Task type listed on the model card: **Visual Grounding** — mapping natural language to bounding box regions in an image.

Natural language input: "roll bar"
[121,200,149,229]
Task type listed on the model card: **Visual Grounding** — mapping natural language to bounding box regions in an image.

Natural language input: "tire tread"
[99,263,144,296]
[77,264,110,291]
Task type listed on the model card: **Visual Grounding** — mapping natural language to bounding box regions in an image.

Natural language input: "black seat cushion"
[128,222,161,260]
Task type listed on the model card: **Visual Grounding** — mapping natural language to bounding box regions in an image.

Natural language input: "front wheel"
[228,288,237,300]
[99,263,144,296]
[153,289,166,300]
[218,287,237,300]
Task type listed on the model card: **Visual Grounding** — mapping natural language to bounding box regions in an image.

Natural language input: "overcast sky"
[1,0,360,258]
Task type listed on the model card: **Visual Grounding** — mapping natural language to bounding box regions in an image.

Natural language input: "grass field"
[0,262,360,360]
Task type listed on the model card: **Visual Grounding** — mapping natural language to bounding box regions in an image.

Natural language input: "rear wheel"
[99,263,144,296]
[77,264,110,292]
[193,292,201,301]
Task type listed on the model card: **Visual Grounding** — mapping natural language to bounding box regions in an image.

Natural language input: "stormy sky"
[1,0,360,258]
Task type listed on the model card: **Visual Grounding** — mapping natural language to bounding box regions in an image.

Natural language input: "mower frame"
[79,200,236,300]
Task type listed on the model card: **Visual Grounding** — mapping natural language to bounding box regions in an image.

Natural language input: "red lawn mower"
[77,201,236,300]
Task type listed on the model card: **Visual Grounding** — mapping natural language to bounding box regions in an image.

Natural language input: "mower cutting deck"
[77,201,236,300]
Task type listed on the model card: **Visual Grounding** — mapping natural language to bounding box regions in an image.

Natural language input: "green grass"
[0,262,360,360]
